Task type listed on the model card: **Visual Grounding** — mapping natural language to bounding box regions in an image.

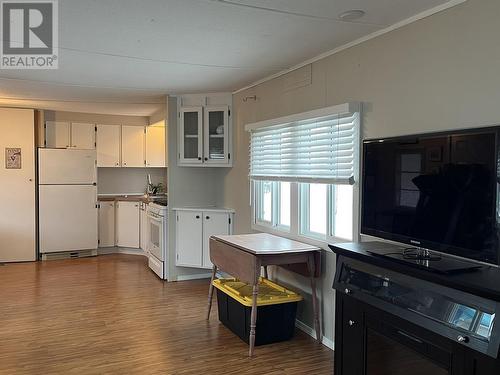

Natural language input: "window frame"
[255,180,273,226]
[299,183,334,241]
[254,180,291,233]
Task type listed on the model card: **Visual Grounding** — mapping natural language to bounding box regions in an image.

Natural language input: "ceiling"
[0,0,459,115]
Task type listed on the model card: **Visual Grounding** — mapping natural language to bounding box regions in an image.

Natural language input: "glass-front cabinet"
[179,105,231,167]
[179,107,203,164]
[204,106,229,164]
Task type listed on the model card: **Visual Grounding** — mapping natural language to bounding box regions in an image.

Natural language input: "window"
[255,180,273,224]
[255,181,354,241]
[301,183,353,240]
[255,181,291,231]
[301,183,328,237]
[279,182,291,227]
[247,103,360,244]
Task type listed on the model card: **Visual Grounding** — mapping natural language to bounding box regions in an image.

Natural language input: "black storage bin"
[214,278,302,346]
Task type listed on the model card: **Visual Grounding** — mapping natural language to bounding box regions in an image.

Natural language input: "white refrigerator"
[39,149,98,254]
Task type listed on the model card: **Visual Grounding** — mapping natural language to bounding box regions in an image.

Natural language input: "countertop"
[172,206,235,213]
[98,194,166,204]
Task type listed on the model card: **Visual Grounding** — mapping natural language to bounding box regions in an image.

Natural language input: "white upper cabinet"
[146,122,167,167]
[49,121,166,168]
[179,107,203,165]
[96,124,121,167]
[45,121,95,149]
[121,125,145,167]
[178,104,231,168]
[204,106,230,165]
[45,121,70,148]
[70,122,96,149]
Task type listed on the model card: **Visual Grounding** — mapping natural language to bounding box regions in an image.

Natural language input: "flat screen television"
[361,127,500,267]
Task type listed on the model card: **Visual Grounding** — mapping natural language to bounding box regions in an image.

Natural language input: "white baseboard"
[176,273,212,281]
[97,247,148,257]
[295,319,334,350]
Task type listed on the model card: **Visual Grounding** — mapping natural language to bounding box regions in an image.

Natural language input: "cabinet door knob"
[457,335,469,343]
[348,320,356,326]
[198,157,201,161]
[344,288,352,295]
[204,157,208,161]
[206,216,210,220]
[196,215,200,219]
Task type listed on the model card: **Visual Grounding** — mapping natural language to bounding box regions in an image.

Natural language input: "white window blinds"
[246,103,360,185]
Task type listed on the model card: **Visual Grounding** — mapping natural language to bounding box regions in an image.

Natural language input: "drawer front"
[148,255,164,279]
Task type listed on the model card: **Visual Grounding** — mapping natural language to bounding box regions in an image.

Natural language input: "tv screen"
[361,128,500,266]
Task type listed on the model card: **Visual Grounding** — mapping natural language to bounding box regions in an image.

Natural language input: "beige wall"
[218,0,500,345]
[149,106,167,125]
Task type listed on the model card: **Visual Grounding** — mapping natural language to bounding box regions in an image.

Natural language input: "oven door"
[147,211,164,261]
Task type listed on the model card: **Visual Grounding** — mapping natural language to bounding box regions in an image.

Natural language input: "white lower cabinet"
[202,212,232,269]
[98,201,115,247]
[175,208,234,269]
[176,210,203,267]
[116,201,140,248]
[140,202,149,252]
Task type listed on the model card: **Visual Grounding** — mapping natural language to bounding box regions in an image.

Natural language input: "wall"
[97,168,167,195]
[149,106,166,125]
[219,0,500,346]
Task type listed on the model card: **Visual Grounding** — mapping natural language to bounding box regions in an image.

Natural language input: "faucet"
[147,174,153,195]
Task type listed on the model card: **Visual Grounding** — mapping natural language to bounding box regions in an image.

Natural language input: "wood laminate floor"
[0,254,333,375]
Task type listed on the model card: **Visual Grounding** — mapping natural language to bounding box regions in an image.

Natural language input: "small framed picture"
[428,146,442,162]
[5,148,21,169]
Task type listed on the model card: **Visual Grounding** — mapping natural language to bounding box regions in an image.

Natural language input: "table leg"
[206,265,218,320]
[249,282,259,357]
[308,254,321,343]
[263,265,269,279]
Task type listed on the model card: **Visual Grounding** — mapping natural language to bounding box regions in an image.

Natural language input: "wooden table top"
[212,233,320,255]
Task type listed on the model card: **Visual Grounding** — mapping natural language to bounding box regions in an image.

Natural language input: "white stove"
[147,201,168,279]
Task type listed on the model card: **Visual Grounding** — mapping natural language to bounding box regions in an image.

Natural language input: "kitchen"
[1,92,235,283]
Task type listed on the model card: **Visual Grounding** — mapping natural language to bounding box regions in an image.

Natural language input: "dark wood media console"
[329,242,500,375]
